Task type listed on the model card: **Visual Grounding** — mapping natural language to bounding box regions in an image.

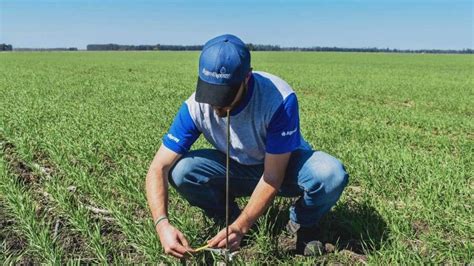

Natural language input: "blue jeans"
[169,149,348,227]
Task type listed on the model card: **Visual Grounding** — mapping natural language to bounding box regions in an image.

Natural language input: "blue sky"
[1,0,472,50]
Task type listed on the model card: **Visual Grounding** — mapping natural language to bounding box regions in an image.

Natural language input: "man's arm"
[146,144,180,226]
[146,144,191,258]
[148,101,200,258]
[208,152,292,249]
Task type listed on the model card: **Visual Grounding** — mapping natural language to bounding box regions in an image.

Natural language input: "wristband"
[154,215,168,228]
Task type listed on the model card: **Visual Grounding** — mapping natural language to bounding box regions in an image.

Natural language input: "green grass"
[0,51,473,264]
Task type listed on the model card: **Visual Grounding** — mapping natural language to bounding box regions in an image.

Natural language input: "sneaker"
[286,220,324,256]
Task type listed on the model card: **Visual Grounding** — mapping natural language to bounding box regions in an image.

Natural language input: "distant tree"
[246,43,255,51]
[0,43,13,51]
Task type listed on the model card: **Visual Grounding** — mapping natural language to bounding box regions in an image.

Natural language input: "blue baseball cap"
[195,34,251,107]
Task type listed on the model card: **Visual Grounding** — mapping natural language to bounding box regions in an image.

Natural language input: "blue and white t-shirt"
[162,71,312,165]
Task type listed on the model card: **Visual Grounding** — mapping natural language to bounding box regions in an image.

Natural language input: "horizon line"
[6,43,474,51]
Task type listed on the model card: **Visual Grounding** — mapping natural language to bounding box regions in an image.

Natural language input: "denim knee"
[168,156,202,189]
[305,153,349,197]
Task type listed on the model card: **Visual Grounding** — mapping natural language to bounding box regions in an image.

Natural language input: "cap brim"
[195,77,240,107]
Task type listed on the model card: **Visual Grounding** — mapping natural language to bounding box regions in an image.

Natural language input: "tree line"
[86,43,473,54]
[86,44,202,51]
[14,47,78,51]
[2,43,472,54]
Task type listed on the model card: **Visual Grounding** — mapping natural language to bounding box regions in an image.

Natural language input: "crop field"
[0,51,472,264]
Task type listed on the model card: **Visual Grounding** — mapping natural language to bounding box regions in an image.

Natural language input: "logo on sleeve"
[281,128,297,137]
[167,133,180,143]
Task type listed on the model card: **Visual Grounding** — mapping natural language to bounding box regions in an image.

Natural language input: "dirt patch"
[100,153,118,173]
[277,232,297,253]
[65,187,140,262]
[1,137,136,262]
[0,200,36,264]
[411,220,429,236]
[53,219,92,260]
[401,100,415,108]
[86,142,119,177]
[406,219,430,256]
[2,142,39,184]
[102,221,145,263]
[339,249,368,264]
[1,139,58,216]
[406,238,428,257]
[1,137,93,261]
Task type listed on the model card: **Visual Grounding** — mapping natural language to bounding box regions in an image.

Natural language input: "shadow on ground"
[319,200,389,253]
[262,198,390,257]
[189,198,390,264]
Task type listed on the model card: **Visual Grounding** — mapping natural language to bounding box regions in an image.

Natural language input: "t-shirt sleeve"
[162,102,201,154]
[265,93,301,154]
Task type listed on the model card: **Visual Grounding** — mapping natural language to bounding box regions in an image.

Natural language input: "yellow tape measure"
[194,244,209,252]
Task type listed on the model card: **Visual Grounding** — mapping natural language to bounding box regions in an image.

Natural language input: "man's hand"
[156,220,193,258]
[207,223,245,251]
